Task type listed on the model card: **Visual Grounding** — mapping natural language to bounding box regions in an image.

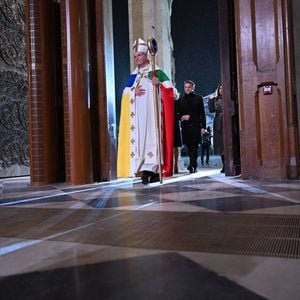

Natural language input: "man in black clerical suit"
[176,80,206,173]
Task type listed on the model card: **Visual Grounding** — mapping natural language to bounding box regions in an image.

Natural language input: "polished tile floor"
[0,160,300,299]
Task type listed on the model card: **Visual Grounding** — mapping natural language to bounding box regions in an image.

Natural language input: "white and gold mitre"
[132,38,148,54]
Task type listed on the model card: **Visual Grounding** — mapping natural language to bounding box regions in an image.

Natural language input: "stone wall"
[0,0,29,177]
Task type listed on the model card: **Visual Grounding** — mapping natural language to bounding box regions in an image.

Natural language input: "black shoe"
[187,166,193,173]
[220,167,225,173]
[201,161,204,166]
[141,174,149,185]
[150,173,160,183]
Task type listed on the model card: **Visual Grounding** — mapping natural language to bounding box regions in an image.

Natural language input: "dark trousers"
[186,143,199,169]
[201,143,210,164]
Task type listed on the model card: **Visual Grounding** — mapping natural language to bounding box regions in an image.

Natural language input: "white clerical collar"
[138,63,151,73]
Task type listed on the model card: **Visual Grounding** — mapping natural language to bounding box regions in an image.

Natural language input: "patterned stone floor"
[0,166,300,299]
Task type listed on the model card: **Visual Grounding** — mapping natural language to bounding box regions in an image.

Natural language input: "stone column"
[128,0,174,80]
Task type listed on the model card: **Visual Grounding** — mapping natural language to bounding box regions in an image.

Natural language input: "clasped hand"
[135,76,160,96]
[151,76,160,86]
[135,85,146,96]
[181,115,190,121]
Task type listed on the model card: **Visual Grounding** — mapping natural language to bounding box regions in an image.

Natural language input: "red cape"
[161,86,174,177]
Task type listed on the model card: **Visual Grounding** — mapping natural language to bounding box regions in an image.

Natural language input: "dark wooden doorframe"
[218,0,241,176]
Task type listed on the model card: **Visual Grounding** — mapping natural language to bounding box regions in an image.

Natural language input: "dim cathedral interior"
[1,0,300,299]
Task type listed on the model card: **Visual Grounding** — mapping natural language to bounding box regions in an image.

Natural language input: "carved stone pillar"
[234,0,299,179]
[60,0,93,184]
[1,0,29,178]
[128,0,174,79]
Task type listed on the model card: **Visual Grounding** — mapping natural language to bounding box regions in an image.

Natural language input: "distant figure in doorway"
[176,80,206,173]
[201,126,212,166]
[208,83,224,173]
